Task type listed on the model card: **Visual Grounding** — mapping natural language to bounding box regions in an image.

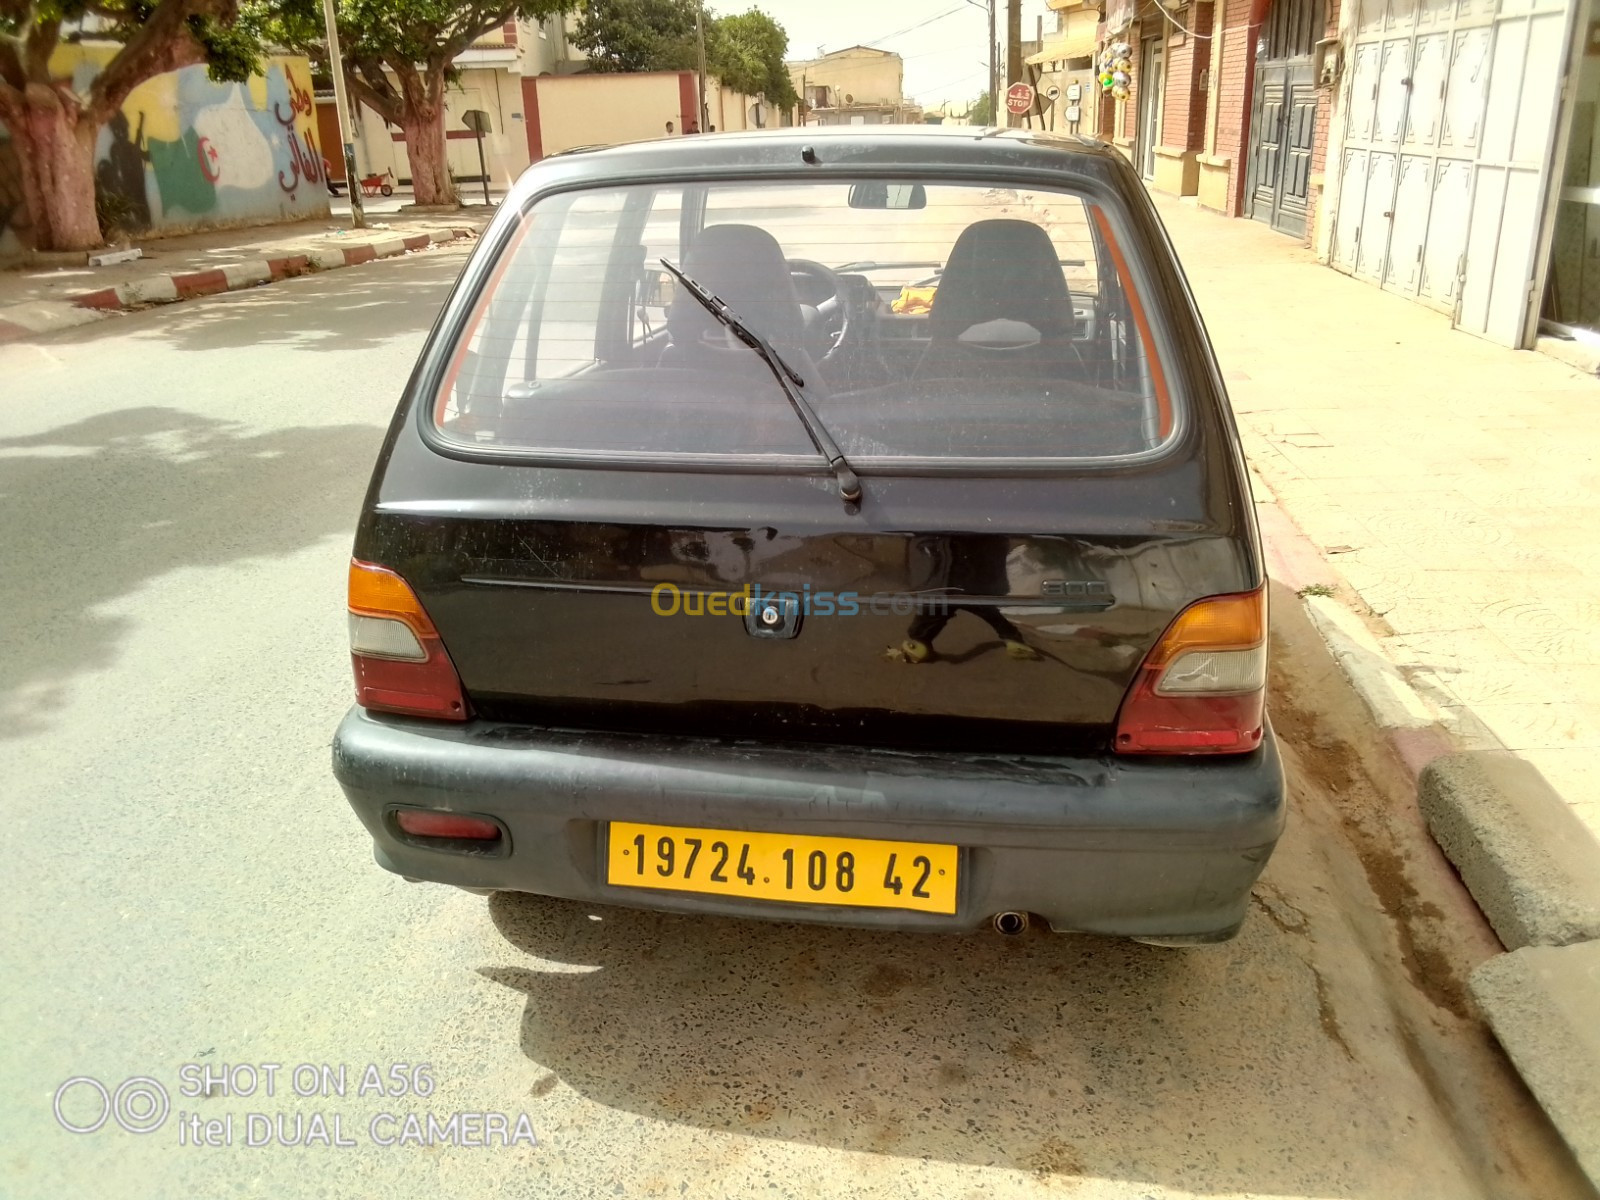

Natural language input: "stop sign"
[1005,82,1035,116]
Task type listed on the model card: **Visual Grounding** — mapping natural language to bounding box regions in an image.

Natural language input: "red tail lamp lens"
[348,560,468,721]
[395,810,501,840]
[1115,588,1267,755]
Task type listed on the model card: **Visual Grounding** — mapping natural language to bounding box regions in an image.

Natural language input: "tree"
[569,0,695,73]
[968,90,992,126]
[271,0,571,208]
[573,0,797,112]
[707,9,794,112]
[0,0,256,251]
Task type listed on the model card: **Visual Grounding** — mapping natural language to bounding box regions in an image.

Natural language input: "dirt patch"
[1269,624,1473,1021]
[1027,1135,1085,1179]
[860,962,915,998]
[1266,584,1589,1198]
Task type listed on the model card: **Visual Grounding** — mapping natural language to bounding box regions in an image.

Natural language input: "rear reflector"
[395,809,501,840]
[348,560,468,721]
[1115,588,1266,756]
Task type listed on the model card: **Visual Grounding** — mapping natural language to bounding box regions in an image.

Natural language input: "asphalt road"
[1,248,1592,1200]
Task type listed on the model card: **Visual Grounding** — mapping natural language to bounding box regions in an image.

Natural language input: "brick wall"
[1160,2,1214,151]
[1211,19,1254,215]
[1118,21,1141,151]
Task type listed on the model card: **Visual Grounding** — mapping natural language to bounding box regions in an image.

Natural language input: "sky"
[749,0,1058,112]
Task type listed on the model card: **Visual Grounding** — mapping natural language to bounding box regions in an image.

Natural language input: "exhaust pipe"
[992,911,1030,935]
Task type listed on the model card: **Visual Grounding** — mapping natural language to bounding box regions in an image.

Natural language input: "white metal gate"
[1331,0,1574,343]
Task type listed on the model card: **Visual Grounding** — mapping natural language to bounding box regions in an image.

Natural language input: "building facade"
[1080,0,1592,349]
[787,47,924,125]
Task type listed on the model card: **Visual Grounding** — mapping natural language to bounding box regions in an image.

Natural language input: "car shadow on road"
[483,889,1390,1196]
[0,407,383,738]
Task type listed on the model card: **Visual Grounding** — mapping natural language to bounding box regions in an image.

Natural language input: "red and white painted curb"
[0,226,475,342]
[73,227,476,312]
[1255,476,1464,781]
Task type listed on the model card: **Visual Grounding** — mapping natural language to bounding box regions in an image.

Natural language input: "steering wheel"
[786,258,852,365]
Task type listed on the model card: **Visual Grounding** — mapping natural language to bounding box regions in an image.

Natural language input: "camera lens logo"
[54,1076,171,1135]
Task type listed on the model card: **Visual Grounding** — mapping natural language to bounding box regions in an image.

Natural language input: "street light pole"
[319,0,366,229]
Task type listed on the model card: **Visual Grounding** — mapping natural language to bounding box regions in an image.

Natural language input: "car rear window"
[435,179,1176,465]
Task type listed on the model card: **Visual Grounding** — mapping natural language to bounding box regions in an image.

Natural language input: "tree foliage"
[968,90,993,125]
[270,0,569,128]
[708,9,794,110]
[569,0,696,73]
[573,0,797,109]
[265,0,571,204]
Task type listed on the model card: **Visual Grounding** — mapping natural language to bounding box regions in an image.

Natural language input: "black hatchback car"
[333,126,1284,945]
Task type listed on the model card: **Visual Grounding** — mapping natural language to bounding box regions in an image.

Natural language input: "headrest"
[666,224,804,350]
[928,219,1074,341]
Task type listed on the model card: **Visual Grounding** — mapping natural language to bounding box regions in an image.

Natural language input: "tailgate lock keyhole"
[745,591,802,640]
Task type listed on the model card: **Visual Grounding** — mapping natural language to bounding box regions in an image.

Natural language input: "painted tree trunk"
[11,86,104,252]
[401,105,456,208]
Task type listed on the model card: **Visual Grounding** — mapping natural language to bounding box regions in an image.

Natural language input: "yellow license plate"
[606,822,958,914]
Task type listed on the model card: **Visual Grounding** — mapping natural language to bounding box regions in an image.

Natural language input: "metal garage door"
[1247,0,1322,236]
[1331,0,1574,344]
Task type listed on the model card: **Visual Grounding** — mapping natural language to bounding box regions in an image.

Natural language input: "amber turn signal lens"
[1141,589,1265,668]
[348,560,440,637]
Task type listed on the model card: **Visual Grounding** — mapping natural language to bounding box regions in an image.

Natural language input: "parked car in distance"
[333,126,1285,945]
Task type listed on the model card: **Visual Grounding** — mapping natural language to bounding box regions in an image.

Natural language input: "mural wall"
[1,50,330,256]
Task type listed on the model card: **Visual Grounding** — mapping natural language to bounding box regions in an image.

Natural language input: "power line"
[825,4,969,55]
[1147,0,1213,39]
[914,64,988,99]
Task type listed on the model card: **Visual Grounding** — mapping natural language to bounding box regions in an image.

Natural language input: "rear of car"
[333,129,1284,943]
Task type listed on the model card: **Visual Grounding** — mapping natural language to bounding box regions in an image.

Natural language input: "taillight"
[347,559,467,721]
[1114,587,1266,755]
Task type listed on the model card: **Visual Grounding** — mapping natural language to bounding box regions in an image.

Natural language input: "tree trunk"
[400,103,456,208]
[10,85,103,252]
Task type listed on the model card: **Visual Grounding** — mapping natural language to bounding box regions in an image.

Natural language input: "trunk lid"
[363,467,1254,755]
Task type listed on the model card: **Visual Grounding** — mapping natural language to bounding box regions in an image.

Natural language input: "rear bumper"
[331,708,1286,939]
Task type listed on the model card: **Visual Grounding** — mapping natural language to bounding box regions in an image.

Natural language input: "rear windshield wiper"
[659,257,862,505]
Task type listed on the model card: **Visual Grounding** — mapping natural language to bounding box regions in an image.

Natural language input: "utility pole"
[988,0,998,124]
[963,0,997,125]
[1006,0,1022,127]
[319,0,366,229]
[694,3,709,133]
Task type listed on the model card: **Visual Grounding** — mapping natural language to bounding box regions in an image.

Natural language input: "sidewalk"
[0,204,496,338]
[1153,194,1600,840]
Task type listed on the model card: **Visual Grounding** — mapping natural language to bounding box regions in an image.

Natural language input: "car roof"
[513,125,1133,200]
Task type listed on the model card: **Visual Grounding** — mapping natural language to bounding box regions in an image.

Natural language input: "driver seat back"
[659,224,821,380]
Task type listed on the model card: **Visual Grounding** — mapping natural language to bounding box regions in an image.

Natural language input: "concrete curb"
[1419,752,1600,950]
[73,227,474,314]
[1256,493,1460,782]
[1469,943,1600,1186]
[1257,483,1600,1191]
[0,226,475,343]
